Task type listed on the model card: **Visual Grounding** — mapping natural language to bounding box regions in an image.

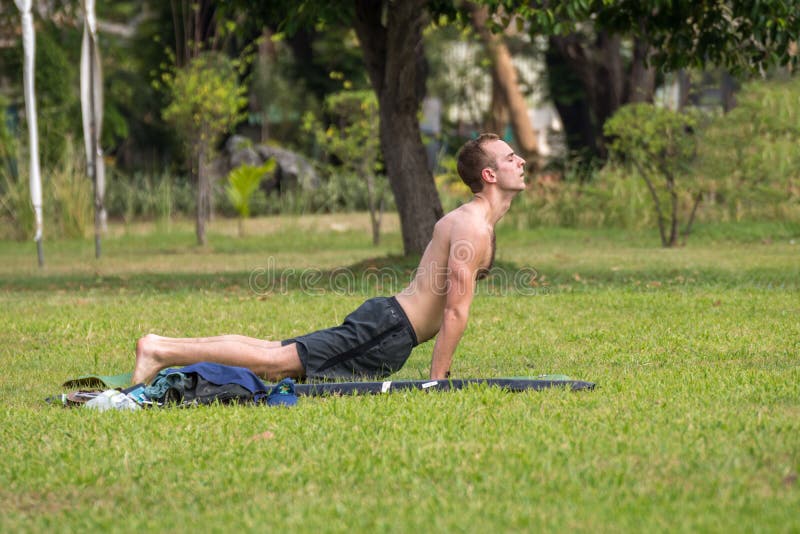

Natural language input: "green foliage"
[605,103,698,246]
[104,171,196,225]
[225,160,275,235]
[498,0,800,75]
[0,138,90,240]
[505,166,654,230]
[262,171,395,216]
[160,51,249,244]
[310,90,381,172]
[304,89,389,243]
[0,95,14,167]
[160,52,247,158]
[34,26,82,168]
[0,167,34,241]
[49,140,92,239]
[693,76,800,221]
[226,161,275,219]
[0,95,27,238]
[507,79,800,233]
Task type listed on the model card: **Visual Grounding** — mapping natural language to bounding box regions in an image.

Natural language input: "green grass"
[1,214,799,532]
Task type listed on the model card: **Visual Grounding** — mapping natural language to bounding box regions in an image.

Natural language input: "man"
[132,133,526,384]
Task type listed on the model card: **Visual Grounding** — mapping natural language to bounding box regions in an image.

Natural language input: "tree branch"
[633,159,668,246]
[95,7,153,38]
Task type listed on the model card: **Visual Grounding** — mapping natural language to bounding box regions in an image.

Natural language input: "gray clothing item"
[282,296,419,380]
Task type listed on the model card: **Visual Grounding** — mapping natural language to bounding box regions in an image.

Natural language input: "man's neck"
[473,191,514,227]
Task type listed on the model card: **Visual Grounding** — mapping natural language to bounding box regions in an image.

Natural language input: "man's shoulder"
[441,204,485,227]
[438,210,491,249]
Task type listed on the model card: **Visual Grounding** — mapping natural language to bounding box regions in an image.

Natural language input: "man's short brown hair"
[456,133,499,193]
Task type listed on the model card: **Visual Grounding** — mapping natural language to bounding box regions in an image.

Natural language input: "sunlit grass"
[1,214,798,532]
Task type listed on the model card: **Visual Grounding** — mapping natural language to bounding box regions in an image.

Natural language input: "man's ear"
[481,167,496,184]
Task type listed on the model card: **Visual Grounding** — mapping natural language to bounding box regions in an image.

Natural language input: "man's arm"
[429,227,487,379]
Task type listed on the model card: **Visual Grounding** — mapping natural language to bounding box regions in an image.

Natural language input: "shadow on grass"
[2,253,798,294]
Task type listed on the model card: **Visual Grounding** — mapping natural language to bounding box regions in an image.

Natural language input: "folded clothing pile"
[54,363,298,410]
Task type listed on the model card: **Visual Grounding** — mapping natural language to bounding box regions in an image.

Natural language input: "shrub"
[0,137,90,240]
[605,103,699,247]
[692,76,800,222]
[104,171,195,223]
[49,140,91,239]
[504,168,654,231]
[225,160,275,236]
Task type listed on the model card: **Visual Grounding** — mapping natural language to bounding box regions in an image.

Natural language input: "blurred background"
[1,1,798,252]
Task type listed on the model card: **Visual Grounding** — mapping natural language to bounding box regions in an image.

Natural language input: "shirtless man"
[132,133,526,384]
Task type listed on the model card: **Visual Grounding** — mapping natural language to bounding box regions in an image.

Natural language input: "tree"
[546,29,656,160]
[604,103,697,247]
[352,0,444,255]
[161,52,246,246]
[492,0,800,160]
[466,2,540,165]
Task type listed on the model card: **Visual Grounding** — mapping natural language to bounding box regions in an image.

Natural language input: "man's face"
[483,140,526,192]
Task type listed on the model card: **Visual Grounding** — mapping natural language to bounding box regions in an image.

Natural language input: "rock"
[255,144,320,191]
[216,135,320,192]
[231,146,261,169]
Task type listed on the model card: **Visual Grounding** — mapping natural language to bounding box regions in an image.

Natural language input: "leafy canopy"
[605,104,698,174]
[488,0,800,75]
[160,52,247,154]
[311,89,382,174]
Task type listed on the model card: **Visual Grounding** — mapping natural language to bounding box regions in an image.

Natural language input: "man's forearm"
[430,315,467,379]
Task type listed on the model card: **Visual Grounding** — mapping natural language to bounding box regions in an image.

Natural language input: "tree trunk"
[468,3,539,165]
[364,167,381,246]
[196,145,208,246]
[487,71,509,135]
[666,174,679,247]
[683,192,702,238]
[353,0,443,256]
[549,30,656,159]
[676,70,691,111]
[634,160,668,247]
[720,71,737,112]
[627,37,656,103]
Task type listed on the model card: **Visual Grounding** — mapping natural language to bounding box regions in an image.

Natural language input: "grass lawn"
[1,213,798,532]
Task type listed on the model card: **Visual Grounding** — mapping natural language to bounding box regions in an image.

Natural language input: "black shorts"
[281,296,419,380]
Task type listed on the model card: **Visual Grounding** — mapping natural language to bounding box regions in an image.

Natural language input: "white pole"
[81,0,105,259]
[15,0,44,266]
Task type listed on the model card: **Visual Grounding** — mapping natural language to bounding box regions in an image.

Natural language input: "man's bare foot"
[132,334,164,385]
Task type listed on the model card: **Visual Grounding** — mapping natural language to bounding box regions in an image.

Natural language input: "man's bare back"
[395,201,495,343]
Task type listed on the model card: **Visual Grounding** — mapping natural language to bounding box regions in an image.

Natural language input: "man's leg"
[132,333,304,384]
